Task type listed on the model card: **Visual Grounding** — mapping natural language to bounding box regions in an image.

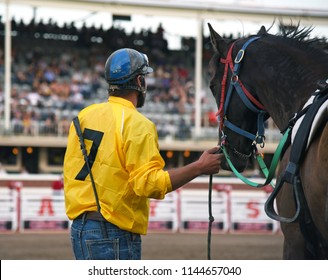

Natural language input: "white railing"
[0,118,282,143]
[0,176,279,233]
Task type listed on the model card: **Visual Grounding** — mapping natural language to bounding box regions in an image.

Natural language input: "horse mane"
[279,23,314,40]
[273,22,328,53]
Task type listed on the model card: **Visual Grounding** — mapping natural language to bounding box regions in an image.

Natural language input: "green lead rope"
[222,127,291,189]
[207,128,291,259]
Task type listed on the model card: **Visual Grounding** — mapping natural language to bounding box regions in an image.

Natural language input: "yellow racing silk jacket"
[63,96,172,234]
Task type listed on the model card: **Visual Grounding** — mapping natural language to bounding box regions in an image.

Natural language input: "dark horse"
[208,23,328,259]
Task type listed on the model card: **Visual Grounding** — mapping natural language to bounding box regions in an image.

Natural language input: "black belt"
[76,211,106,222]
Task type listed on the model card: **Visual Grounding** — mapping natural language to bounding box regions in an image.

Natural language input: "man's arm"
[168,146,223,191]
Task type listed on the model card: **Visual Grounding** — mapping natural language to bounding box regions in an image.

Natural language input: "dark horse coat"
[208,22,328,259]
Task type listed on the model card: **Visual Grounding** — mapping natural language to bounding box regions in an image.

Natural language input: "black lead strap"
[208,146,223,260]
[72,116,108,239]
[207,174,215,260]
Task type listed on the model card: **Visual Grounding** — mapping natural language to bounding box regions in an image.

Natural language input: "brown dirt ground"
[0,231,284,260]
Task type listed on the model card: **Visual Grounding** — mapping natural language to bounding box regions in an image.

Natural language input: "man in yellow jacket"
[63,48,223,260]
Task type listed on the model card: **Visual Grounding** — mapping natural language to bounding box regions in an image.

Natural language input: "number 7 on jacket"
[75,128,104,181]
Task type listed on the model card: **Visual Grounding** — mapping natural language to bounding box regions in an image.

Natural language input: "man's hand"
[197,146,223,175]
[168,146,224,191]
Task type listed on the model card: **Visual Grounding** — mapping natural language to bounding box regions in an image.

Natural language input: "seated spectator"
[42,113,57,135]
[176,117,191,140]
[59,116,70,136]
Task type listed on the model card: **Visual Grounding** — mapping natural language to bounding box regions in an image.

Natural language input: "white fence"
[0,180,279,233]
[0,188,18,231]
[179,189,229,232]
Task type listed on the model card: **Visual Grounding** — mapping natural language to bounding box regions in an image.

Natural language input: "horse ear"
[208,23,229,55]
[258,25,267,35]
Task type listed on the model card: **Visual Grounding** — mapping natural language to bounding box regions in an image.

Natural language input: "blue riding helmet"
[105,48,153,85]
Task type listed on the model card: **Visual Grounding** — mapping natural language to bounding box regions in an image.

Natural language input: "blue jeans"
[70,217,142,260]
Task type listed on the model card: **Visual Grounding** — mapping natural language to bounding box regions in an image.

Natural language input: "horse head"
[208,23,268,172]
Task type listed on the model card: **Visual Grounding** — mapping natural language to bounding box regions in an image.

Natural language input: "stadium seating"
[0,18,224,141]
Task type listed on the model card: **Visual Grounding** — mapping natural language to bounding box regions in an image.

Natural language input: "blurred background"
[0,0,327,236]
[1,0,327,174]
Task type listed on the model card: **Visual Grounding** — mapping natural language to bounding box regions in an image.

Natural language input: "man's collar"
[108,96,135,109]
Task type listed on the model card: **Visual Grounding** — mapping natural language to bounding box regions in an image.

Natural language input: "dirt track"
[0,231,284,260]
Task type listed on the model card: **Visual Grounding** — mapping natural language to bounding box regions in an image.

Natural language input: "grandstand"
[0,0,326,174]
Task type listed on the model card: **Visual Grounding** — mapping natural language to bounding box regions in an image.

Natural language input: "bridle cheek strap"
[240,82,265,110]
[217,42,235,131]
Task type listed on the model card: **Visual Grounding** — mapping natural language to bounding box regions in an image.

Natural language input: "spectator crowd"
[0,18,236,141]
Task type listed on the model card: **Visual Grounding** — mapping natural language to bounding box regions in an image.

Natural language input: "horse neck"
[251,42,328,131]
